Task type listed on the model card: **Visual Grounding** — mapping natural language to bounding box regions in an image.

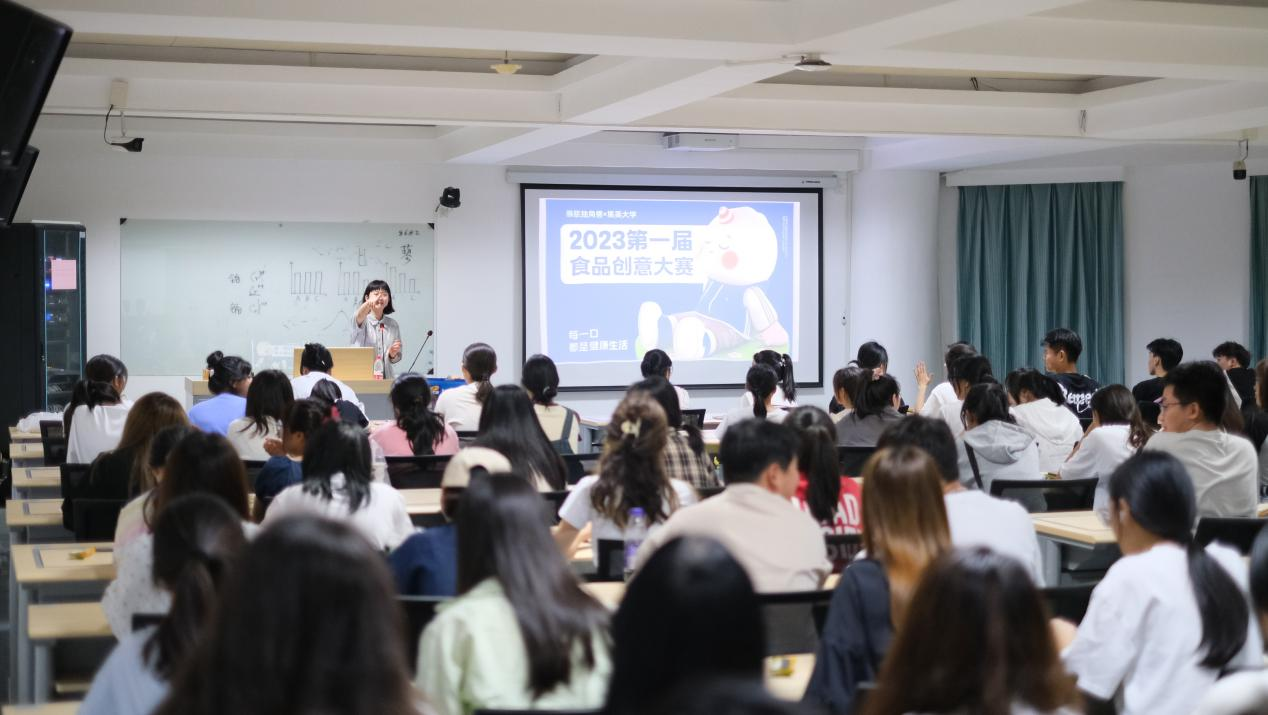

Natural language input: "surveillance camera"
[107,137,144,153]
[439,187,461,209]
[1233,160,1247,181]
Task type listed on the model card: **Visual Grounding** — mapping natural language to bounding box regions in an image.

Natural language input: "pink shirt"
[370,422,460,457]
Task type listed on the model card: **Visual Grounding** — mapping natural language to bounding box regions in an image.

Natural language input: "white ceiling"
[24,0,1268,171]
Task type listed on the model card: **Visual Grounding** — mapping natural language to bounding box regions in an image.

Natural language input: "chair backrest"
[455,430,479,446]
[72,498,126,541]
[593,538,628,582]
[59,462,94,530]
[131,612,165,632]
[384,455,452,490]
[824,533,863,574]
[540,490,569,525]
[988,478,1097,513]
[1195,517,1268,555]
[39,420,67,467]
[400,595,449,674]
[242,459,265,488]
[681,409,706,429]
[837,447,876,477]
[1041,583,1095,624]
[696,486,725,500]
[561,452,603,485]
[756,589,834,656]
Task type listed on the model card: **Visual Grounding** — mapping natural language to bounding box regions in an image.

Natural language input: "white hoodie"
[956,420,1043,496]
[1011,398,1084,473]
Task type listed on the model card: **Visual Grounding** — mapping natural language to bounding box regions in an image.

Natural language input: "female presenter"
[351,280,403,379]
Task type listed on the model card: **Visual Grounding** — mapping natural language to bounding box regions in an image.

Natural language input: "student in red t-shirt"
[786,406,862,535]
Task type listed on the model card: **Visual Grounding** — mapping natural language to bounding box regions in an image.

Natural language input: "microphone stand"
[405,329,434,374]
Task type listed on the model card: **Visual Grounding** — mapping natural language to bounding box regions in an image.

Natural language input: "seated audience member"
[1133,338,1183,424]
[956,383,1041,495]
[309,378,368,428]
[605,537,765,715]
[390,447,510,598]
[82,495,247,715]
[1007,368,1084,472]
[641,348,690,409]
[717,365,787,439]
[1194,526,1268,715]
[154,516,423,715]
[434,341,497,431]
[1214,340,1257,407]
[750,349,797,408]
[862,548,1078,715]
[188,351,251,436]
[914,341,976,431]
[370,373,459,457]
[66,362,134,464]
[63,354,130,438]
[1061,384,1149,512]
[836,373,904,448]
[115,425,195,549]
[879,416,1043,584]
[417,474,611,715]
[103,431,253,637]
[831,341,892,415]
[787,406,862,535]
[254,398,328,516]
[829,365,869,423]
[633,376,719,489]
[803,446,951,713]
[945,353,997,439]
[290,342,362,409]
[264,422,413,550]
[1042,328,1100,421]
[1144,361,1258,517]
[226,369,293,461]
[555,392,697,561]
[75,393,186,517]
[472,384,568,491]
[1058,452,1262,715]
[634,419,828,592]
[522,354,583,455]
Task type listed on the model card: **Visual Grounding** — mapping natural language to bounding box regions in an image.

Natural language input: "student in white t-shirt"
[1006,368,1084,473]
[555,391,697,562]
[913,342,976,436]
[1193,526,1268,715]
[63,353,130,444]
[1060,384,1149,513]
[879,415,1044,584]
[717,364,786,440]
[640,349,690,410]
[289,343,363,411]
[66,379,133,464]
[1144,361,1259,518]
[1057,452,1263,715]
[433,342,497,432]
[226,369,293,462]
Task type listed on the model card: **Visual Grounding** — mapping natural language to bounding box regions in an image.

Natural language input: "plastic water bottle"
[623,507,648,581]
[373,350,385,379]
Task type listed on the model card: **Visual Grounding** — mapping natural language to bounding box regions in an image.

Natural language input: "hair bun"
[205,350,225,370]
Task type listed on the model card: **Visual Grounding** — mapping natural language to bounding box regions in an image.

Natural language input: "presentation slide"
[522,185,822,391]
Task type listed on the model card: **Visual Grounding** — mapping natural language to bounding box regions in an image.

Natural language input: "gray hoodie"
[956,420,1043,496]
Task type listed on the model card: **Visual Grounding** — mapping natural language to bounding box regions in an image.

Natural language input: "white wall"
[935,163,1254,387]
[18,119,917,418]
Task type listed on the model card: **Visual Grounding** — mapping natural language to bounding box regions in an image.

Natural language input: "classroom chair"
[58,463,93,531]
[1195,517,1268,555]
[561,452,603,485]
[242,459,265,487]
[588,539,629,582]
[825,533,862,574]
[384,455,452,490]
[988,478,1097,513]
[455,430,479,446]
[1041,584,1095,624]
[131,613,164,632]
[401,595,448,675]
[756,589,833,657]
[71,498,125,541]
[696,486,725,500]
[540,490,569,525]
[39,420,67,467]
[681,409,706,429]
[837,447,876,477]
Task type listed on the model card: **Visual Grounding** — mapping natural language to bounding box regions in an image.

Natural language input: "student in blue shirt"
[389,447,511,597]
[254,398,328,520]
[188,351,252,435]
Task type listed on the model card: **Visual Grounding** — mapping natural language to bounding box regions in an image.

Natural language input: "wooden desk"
[581,581,625,610]
[1031,511,1119,587]
[11,441,45,465]
[10,543,114,704]
[8,427,41,442]
[765,653,815,701]
[28,602,113,703]
[401,488,441,516]
[13,468,61,499]
[1258,503,1268,518]
[2,703,81,715]
[6,500,69,546]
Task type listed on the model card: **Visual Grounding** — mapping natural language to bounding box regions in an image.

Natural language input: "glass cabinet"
[40,223,86,411]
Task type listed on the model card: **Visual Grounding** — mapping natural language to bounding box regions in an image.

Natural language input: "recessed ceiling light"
[491,51,522,75]
[793,53,832,72]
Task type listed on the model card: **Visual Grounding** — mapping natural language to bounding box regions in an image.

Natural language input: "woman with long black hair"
[786,406,861,534]
[472,385,568,491]
[65,354,132,463]
[716,365,785,440]
[371,372,459,456]
[1059,452,1262,715]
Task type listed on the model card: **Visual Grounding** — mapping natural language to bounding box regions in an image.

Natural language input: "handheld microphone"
[406,329,435,374]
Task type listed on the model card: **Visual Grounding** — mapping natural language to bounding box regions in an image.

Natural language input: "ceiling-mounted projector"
[662,133,739,152]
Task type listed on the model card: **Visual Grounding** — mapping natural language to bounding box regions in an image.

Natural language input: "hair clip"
[620,419,642,438]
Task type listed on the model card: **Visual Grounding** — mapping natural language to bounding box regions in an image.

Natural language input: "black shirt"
[1131,376,1164,404]
[1049,372,1100,421]
[803,559,892,714]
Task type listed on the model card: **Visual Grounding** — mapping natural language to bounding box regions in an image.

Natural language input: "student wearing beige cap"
[388,447,511,597]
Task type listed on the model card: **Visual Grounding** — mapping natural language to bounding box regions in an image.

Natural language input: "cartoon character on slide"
[637,205,789,360]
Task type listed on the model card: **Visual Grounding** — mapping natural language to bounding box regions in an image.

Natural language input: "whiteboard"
[120,219,435,376]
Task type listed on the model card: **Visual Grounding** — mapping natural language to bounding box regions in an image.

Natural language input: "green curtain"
[957,182,1124,385]
[1252,176,1268,361]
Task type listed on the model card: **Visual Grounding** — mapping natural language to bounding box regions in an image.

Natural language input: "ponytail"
[462,343,498,405]
[64,354,128,433]
[746,365,778,419]
[780,353,796,402]
[1109,452,1249,669]
[753,350,795,403]
[390,374,444,456]
[854,374,900,419]
[787,407,841,524]
[205,351,252,396]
